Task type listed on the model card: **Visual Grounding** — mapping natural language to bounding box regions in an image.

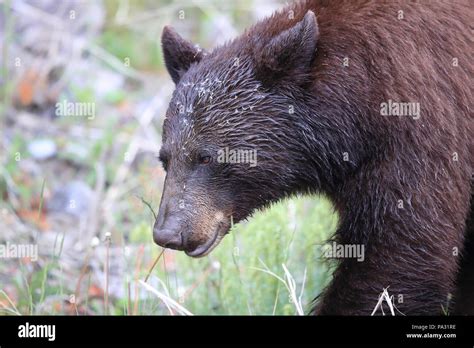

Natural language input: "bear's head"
[154,11,320,257]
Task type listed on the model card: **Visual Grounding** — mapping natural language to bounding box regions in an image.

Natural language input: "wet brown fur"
[158,0,473,315]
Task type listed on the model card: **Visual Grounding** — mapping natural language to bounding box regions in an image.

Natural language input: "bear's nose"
[153,220,184,250]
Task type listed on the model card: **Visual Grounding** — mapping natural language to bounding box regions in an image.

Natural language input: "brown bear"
[153,0,473,315]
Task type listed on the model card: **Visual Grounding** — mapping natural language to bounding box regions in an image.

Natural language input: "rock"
[46,181,93,218]
[27,139,57,160]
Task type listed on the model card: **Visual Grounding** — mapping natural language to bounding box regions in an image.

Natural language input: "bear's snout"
[153,217,184,250]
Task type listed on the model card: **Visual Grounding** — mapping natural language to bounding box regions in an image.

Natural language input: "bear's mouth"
[185,221,228,258]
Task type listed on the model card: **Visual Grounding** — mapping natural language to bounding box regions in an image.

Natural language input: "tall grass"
[1,0,14,122]
[0,195,336,315]
[143,196,337,315]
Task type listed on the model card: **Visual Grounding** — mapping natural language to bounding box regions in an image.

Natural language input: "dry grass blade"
[104,233,111,315]
[137,195,157,221]
[144,248,165,283]
[138,280,193,316]
[252,259,305,315]
[0,290,21,315]
[371,287,405,316]
[37,179,45,220]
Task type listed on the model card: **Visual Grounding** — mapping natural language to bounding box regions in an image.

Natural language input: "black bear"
[153,0,473,315]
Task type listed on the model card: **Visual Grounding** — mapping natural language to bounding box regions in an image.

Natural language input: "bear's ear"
[161,26,205,84]
[254,11,319,86]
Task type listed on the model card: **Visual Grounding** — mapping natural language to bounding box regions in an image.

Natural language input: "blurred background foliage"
[0,0,337,315]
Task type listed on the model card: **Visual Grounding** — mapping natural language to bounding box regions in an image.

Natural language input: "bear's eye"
[199,154,212,165]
